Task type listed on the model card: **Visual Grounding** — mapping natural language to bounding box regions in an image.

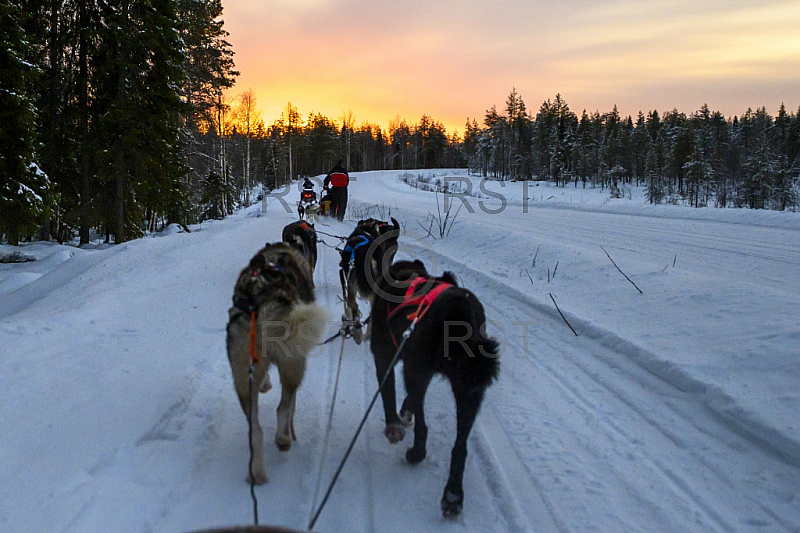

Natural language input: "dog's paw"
[275,435,292,451]
[441,489,463,518]
[260,373,272,393]
[351,325,363,345]
[399,409,414,427]
[247,471,268,485]
[405,446,426,464]
[383,424,406,444]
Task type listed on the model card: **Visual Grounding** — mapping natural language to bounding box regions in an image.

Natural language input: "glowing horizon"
[222,0,800,134]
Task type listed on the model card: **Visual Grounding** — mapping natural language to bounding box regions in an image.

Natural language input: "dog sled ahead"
[297,178,335,221]
[316,187,335,218]
[296,186,318,221]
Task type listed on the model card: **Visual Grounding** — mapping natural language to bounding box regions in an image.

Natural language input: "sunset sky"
[222,0,800,134]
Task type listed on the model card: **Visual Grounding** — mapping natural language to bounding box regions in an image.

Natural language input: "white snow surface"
[1,170,798,533]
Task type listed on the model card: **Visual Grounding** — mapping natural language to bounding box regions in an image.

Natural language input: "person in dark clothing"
[323,159,349,221]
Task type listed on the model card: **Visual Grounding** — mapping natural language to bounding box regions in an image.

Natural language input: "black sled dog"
[226,242,326,484]
[368,259,500,517]
[339,217,400,343]
[282,220,318,276]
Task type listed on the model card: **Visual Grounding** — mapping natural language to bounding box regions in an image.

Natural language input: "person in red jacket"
[323,159,349,221]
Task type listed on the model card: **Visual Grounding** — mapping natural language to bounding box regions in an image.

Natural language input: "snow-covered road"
[1,170,798,532]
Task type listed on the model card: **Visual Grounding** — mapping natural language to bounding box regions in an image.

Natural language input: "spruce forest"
[2,1,799,246]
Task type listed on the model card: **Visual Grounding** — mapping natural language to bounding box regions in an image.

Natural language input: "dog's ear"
[391,217,399,230]
[249,253,267,269]
[389,261,416,282]
[408,259,429,278]
[441,271,458,286]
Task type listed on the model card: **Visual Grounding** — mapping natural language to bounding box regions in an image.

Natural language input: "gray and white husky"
[226,242,327,484]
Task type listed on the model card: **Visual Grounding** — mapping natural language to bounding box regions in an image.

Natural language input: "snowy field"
[1,169,799,533]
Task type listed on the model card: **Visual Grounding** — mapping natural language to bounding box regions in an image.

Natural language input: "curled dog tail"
[286,303,328,357]
[443,289,500,387]
[463,294,500,383]
[471,336,500,383]
[444,329,500,389]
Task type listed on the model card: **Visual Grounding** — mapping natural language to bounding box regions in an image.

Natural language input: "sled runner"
[319,199,333,217]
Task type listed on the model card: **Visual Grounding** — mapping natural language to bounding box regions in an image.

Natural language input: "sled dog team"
[226,215,500,518]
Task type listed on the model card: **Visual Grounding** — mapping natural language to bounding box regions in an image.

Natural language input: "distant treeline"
[464,90,800,211]
[2,1,799,247]
[225,107,465,192]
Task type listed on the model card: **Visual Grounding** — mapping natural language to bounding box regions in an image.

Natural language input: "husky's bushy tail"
[446,288,500,389]
[285,303,328,358]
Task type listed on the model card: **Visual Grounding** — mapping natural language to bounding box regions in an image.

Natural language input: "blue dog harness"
[343,234,371,262]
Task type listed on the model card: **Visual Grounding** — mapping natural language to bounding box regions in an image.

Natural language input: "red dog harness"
[386,276,452,347]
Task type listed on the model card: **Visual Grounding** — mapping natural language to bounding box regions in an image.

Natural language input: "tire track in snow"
[472,404,567,533]
[361,339,378,533]
[302,229,340,525]
[477,299,679,531]
[504,300,799,531]
[512,321,739,532]
[304,219,377,533]
[478,298,741,532]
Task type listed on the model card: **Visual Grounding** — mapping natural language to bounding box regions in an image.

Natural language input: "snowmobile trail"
[471,405,564,532]
[3,176,799,533]
[303,230,377,533]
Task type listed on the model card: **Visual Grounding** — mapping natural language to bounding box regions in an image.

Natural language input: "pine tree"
[93,0,188,242]
[505,88,523,179]
[631,112,647,185]
[683,132,713,207]
[177,0,238,223]
[739,142,775,209]
[644,140,665,204]
[304,112,339,174]
[462,118,479,174]
[0,0,52,244]
[177,0,238,129]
